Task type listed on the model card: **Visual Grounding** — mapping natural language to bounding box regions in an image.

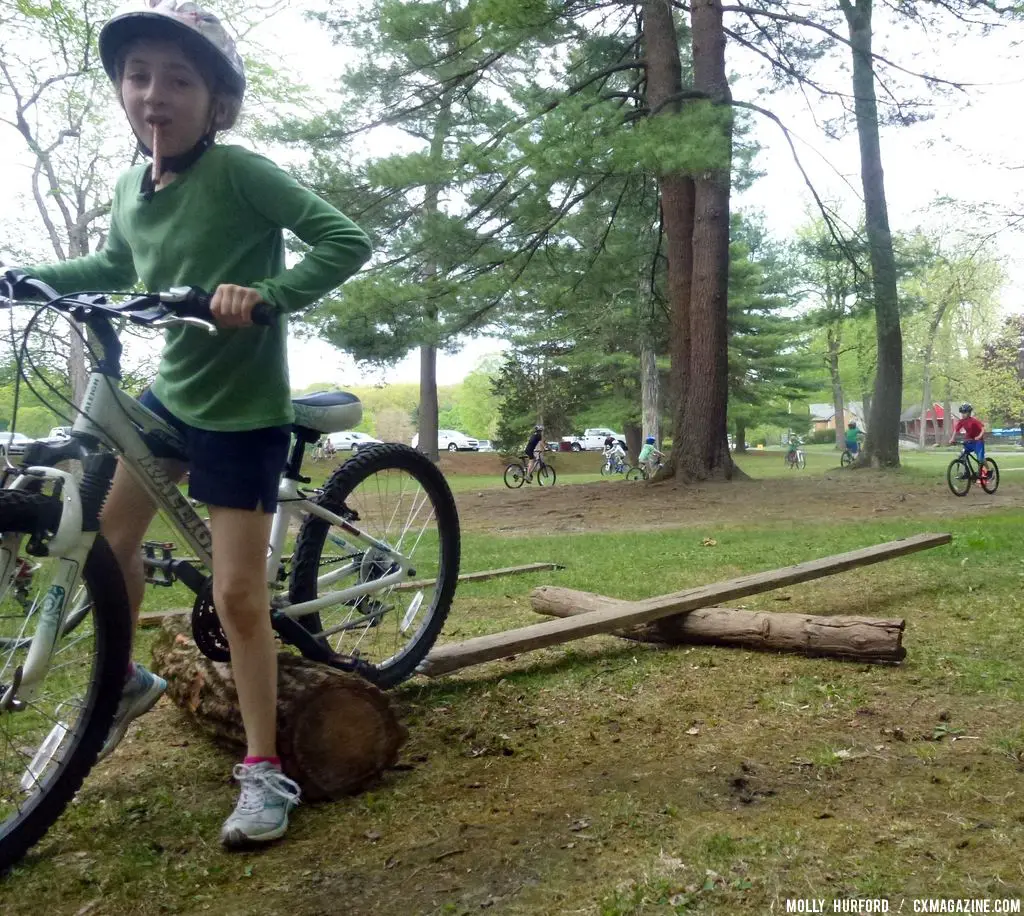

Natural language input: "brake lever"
[151,315,217,335]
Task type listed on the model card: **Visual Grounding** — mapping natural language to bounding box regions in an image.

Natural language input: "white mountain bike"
[0,273,460,870]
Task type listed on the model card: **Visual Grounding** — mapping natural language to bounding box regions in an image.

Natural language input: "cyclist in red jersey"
[948,403,986,469]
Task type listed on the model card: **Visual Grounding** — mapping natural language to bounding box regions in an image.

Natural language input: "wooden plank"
[137,562,565,629]
[396,562,564,591]
[417,532,951,677]
[139,609,187,628]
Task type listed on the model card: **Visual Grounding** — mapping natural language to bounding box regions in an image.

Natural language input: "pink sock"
[244,755,281,768]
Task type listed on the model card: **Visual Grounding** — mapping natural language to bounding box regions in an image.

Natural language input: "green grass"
[4,460,1024,914]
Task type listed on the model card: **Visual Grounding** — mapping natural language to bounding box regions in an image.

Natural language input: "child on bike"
[785,435,801,465]
[637,435,663,477]
[844,421,861,457]
[602,435,626,473]
[949,403,986,473]
[5,0,371,849]
[525,425,545,482]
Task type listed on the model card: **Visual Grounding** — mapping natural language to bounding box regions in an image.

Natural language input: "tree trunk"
[415,86,454,465]
[640,334,660,445]
[418,342,439,462]
[733,418,746,453]
[643,1,695,480]
[919,298,950,448]
[624,421,642,463]
[843,0,902,468]
[151,619,406,802]
[828,325,845,450]
[678,0,734,480]
[531,593,905,662]
[918,368,930,449]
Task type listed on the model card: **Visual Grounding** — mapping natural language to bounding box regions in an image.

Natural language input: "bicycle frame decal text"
[137,454,213,554]
[41,585,66,648]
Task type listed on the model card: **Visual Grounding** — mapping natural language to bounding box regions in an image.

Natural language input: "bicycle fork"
[0,467,94,708]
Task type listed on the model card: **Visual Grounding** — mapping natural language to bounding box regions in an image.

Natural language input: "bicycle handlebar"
[0,270,276,329]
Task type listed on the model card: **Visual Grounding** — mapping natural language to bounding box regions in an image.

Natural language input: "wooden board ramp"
[416,532,951,678]
[137,561,565,629]
[396,561,563,591]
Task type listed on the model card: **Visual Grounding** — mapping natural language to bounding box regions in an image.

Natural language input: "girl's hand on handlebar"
[210,283,263,328]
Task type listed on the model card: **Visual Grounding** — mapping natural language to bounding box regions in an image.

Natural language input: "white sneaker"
[220,762,301,848]
[98,664,167,760]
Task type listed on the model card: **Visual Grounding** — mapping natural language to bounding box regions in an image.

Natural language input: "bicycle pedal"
[142,540,177,587]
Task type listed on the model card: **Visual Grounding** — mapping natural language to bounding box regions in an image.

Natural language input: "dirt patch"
[454,465,1023,533]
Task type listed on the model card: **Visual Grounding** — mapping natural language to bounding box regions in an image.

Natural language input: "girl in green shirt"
[16,0,371,849]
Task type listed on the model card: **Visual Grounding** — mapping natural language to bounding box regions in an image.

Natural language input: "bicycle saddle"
[292,390,363,436]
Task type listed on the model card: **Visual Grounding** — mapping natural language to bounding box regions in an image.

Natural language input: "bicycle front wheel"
[0,493,130,872]
[290,444,460,688]
[796,451,806,470]
[981,458,999,494]
[946,458,971,497]
[537,464,556,486]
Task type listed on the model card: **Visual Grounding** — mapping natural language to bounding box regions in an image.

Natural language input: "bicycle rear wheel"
[946,458,971,497]
[290,444,460,688]
[840,450,853,468]
[981,458,999,494]
[0,492,130,872]
[625,466,646,481]
[537,464,556,486]
[503,463,525,489]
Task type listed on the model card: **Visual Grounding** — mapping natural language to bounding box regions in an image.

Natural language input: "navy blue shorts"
[139,390,290,513]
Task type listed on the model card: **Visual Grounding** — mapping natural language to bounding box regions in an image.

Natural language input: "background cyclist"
[525,424,545,482]
[637,435,663,477]
[844,421,862,457]
[949,403,986,474]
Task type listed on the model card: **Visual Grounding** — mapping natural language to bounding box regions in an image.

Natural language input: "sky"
[2,3,1023,390]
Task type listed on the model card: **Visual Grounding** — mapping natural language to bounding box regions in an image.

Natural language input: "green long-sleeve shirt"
[29,144,372,431]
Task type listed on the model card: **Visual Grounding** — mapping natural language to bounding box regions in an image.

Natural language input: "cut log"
[531,590,905,662]
[150,617,407,801]
[418,533,949,676]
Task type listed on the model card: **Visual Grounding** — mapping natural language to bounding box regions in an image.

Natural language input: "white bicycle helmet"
[100,1,245,126]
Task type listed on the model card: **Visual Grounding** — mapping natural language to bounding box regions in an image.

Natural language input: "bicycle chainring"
[191,579,231,663]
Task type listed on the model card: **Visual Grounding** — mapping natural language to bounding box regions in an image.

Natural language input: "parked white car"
[561,427,626,452]
[39,426,73,447]
[411,429,479,452]
[326,430,383,452]
[0,432,36,455]
[476,439,494,452]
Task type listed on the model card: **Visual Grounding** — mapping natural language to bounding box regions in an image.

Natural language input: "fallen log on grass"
[530,587,905,661]
[150,617,406,801]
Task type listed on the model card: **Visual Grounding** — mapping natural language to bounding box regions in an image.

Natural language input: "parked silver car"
[326,430,383,453]
[0,432,36,456]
